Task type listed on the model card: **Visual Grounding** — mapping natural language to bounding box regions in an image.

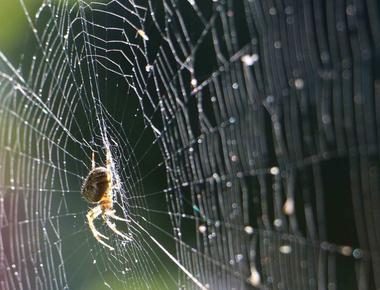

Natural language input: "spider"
[81,148,130,250]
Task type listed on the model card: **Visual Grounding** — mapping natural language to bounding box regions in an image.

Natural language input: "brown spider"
[81,148,130,250]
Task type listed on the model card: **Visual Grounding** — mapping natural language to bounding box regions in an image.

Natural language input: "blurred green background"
[0,0,35,58]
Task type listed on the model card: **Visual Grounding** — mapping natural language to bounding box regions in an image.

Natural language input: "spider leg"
[105,147,111,172]
[104,218,132,241]
[87,205,115,251]
[95,236,114,251]
[87,205,108,239]
[105,209,130,222]
[105,147,122,192]
[105,147,119,191]
[91,151,95,170]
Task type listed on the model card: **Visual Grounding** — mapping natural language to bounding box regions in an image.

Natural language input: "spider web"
[0,0,380,289]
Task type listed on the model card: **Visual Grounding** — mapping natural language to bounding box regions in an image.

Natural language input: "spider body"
[81,149,130,250]
[81,167,111,203]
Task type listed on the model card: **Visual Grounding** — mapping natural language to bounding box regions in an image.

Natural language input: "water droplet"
[273,219,282,227]
[229,117,236,124]
[235,254,243,262]
[137,30,149,40]
[353,248,362,259]
[247,268,261,286]
[294,78,304,89]
[322,115,331,124]
[269,7,277,15]
[283,198,294,215]
[279,245,292,254]
[199,225,207,233]
[266,95,274,103]
[244,226,254,234]
[346,5,356,16]
[241,54,259,66]
[270,166,279,175]
[230,154,238,162]
[340,246,352,256]
[274,41,282,49]
[285,6,294,15]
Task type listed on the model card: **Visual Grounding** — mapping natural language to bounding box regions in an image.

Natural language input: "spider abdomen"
[81,167,111,203]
